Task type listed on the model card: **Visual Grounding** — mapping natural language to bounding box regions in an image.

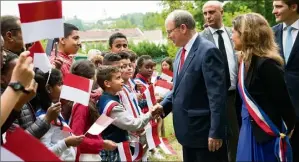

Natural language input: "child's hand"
[136,83,143,91]
[155,95,163,103]
[44,102,61,123]
[103,140,117,151]
[136,93,143,101]
[150,103,164,119]
[52,57,63,70]
[64,135,85,147]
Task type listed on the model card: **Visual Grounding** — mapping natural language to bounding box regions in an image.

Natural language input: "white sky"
[1,1,163,22]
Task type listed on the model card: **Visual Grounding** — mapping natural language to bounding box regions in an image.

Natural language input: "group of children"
[44,52,173,161]
[1,25,174,161]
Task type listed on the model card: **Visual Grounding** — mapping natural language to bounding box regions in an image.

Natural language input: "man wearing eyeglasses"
[0,15,25,56]
[154,10,229,162]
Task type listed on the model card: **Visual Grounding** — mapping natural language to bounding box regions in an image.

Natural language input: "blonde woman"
[231,13,296,161]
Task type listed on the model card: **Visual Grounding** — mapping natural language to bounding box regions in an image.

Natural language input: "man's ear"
[104,80,111,88]
[60,37,65,45]
[290,4,298,12]
[5,31,14,42]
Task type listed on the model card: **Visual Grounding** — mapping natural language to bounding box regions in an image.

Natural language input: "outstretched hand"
[150,103,164,119]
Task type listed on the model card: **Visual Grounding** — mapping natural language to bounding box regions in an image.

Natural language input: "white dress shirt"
[208,26,237,90]
[178,33,198,74]
[183,32,199,60]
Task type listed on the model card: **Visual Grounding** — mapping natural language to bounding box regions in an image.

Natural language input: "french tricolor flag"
[86,114,115,135]
[60,73,93,106]
[154,80,173,97]
[160,69,173,82]
[1,127,61,161]
[29,41,52,73]
[18,0,64,44]
[144,84,157,108]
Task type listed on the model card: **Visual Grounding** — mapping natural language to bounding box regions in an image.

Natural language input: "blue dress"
[236,104,278,162]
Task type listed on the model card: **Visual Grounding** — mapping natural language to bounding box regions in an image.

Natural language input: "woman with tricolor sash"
[232,13,296,162]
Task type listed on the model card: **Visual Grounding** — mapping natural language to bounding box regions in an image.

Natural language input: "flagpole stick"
[54,42,58,59]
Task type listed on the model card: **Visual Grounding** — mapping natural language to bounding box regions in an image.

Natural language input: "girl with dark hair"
[134,55,165,159]
[68,60,117,161]
[33,68,84,161]
[161,57,173,72]
[134,55,159,113]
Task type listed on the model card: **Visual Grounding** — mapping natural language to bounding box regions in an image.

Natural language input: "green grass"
[149,114,183,161]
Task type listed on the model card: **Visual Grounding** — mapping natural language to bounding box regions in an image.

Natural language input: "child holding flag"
[32,68,84,161]
[68,60,117,161]
[96,65,159,161]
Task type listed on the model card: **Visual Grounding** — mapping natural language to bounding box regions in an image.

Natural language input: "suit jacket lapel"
[287,30,299,65]
[175,36,199,88]
[275,24,284,59]
[203,28,215,44]
[172,49,181,90]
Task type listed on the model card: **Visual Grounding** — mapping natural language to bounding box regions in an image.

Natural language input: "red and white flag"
[132,142,143,161]
[151,71,158,84]
[117,141,143,162]
[2,127,61,161]
[159,138,176,155]
[144,84,156,108]
[145,122,161,149]
[117,141,132,162]
[154,80,173,97]
[86,114,115,135]
[160,69,173,82]
[60,73,93,106]
[18,0,64,44]
[29,41,52,73]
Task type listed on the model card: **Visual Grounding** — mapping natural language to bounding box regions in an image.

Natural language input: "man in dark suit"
[199,1,239,161]
[156,9,228,162]
[272,0,299,161]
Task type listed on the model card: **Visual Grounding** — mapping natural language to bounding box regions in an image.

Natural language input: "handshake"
[149,103,164,120]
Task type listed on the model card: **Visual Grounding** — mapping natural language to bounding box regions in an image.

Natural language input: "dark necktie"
[179,47,186,72]
[216,30,231,88]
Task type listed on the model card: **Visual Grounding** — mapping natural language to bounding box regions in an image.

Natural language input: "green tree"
[65,16,85,31]
[143,12,164,30]
[223,4,252,27]
[160,0,198,34]
[229,0,276,26]
[166,40,178,58]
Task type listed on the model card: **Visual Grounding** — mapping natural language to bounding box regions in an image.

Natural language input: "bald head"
[202,1,224,29]
[203,1,223,11]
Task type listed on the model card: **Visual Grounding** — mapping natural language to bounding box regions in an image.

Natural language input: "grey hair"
[166,10,196,30]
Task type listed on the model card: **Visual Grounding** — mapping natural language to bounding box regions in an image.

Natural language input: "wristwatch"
[8,82,30,94]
